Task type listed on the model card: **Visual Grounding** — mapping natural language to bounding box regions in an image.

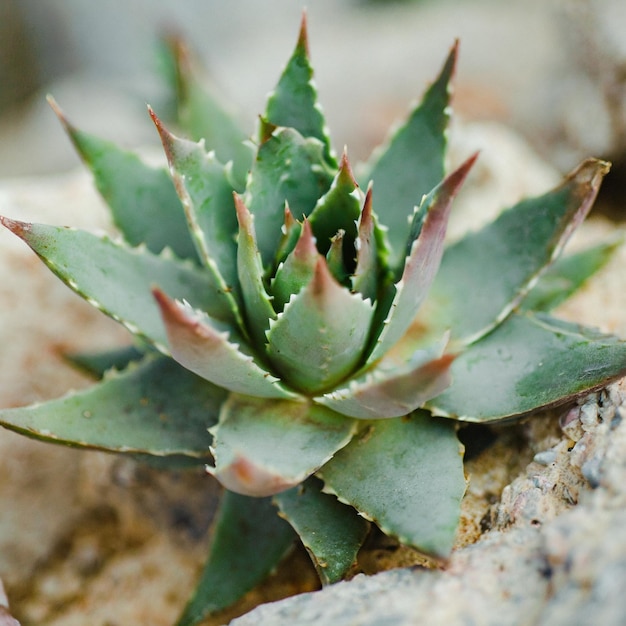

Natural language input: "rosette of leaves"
[1,16,625,626]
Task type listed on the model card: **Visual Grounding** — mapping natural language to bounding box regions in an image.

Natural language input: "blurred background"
[1,0,625,191]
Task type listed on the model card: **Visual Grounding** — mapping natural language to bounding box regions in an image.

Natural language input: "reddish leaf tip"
[293,218,319,262]
[46,95,70,130]
[297,10,310,58]
[233,193,252,228]
[337,148,358,189]
[0,216,31,239]
[213,455,295,497]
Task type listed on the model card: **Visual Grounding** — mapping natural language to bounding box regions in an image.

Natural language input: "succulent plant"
[1,15,626,626]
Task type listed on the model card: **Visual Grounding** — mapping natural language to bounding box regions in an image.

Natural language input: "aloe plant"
[1,16,625,626]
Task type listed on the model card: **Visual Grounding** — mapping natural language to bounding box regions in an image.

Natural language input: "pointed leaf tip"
[0,216,30,238]
[297,10,310,57]
[208,455,298,497]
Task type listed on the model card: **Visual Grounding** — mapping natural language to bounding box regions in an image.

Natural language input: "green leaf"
[176,491,295,626]
[351,186,381,302]
[271,219,320,312]
[320,412,466,558]
[419,158,610,344]
[366,156,475,364]
[244,127,335,267]
[167,36,252,189]
[265,13,335,166]
[151,112,240,301]
[317,350,454,419]
[209,395,357,497]
[274,477,369,585]
[307,152,361,257]
[325,230,349,285]
[0,356,223,457]
[234,194,277,346]
[267,258,375,394]
[521,239,621,312]
[428,311,626,422]
[360,42,457,269]
[0,219,233,348]
[66,344,146,378]
[153,289,298,399]
[49,98,198,262]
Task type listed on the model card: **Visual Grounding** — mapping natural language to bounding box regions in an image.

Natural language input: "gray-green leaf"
[428,311,626,422]
[0,355,223,458]
[209,395,357,496]
[320,412,466,558]
[176,491,295,626]
[274,477,369,585]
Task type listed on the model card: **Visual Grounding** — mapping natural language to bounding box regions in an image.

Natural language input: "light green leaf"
[0,355,222,458]
[49,98,198,262]
[151,112,240,299]
[419,158,610,344]
[360,42,457,269]
[66,345,146,378]
[0,219,233,348]
[351,186,381,301]
[153,290,297,399]
[267,258,375,394]
[176,491,295,626]
[521,239,621,312]
[209,395,357,497]
[320,412,466,558]
[307,152,361,257]
[317,350,454,419]
[274,477,369,585]
[265,14,335,165]
[244,127,335,267]
[234,194,277,345]
[366,157,474,364]
[428,311,626,422]
[271,219,320,312]
[167,36,252,189]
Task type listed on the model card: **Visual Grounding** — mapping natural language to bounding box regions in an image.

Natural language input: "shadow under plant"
[1,14,626,626]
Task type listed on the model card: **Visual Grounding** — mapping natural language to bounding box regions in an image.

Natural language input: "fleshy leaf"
[267,258,375,394]
[351,186,380,301]
[151,110,240,305]
[419,158,611,344]
[244,126,335,266]
[360,41,457,269]
[274,477,369,585]
[233,194,277,344]
[317,349,454,419]
[265,13,335,166]
[366,156,475,364]
[66,344,146,378]
[307,151,361,257]
[49,98,198,262]
[153,289,297,399]
[0,219,232,349]
[521,239,621,312]
[273,203,302,269]
[320,411,466,558]
[428,311,626,422]
[166,36,252,189]
[176,491,295,626]
[209,395,356,497]
[271,219,320,311]
[325,229,349,284]
[0,355,222,458]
